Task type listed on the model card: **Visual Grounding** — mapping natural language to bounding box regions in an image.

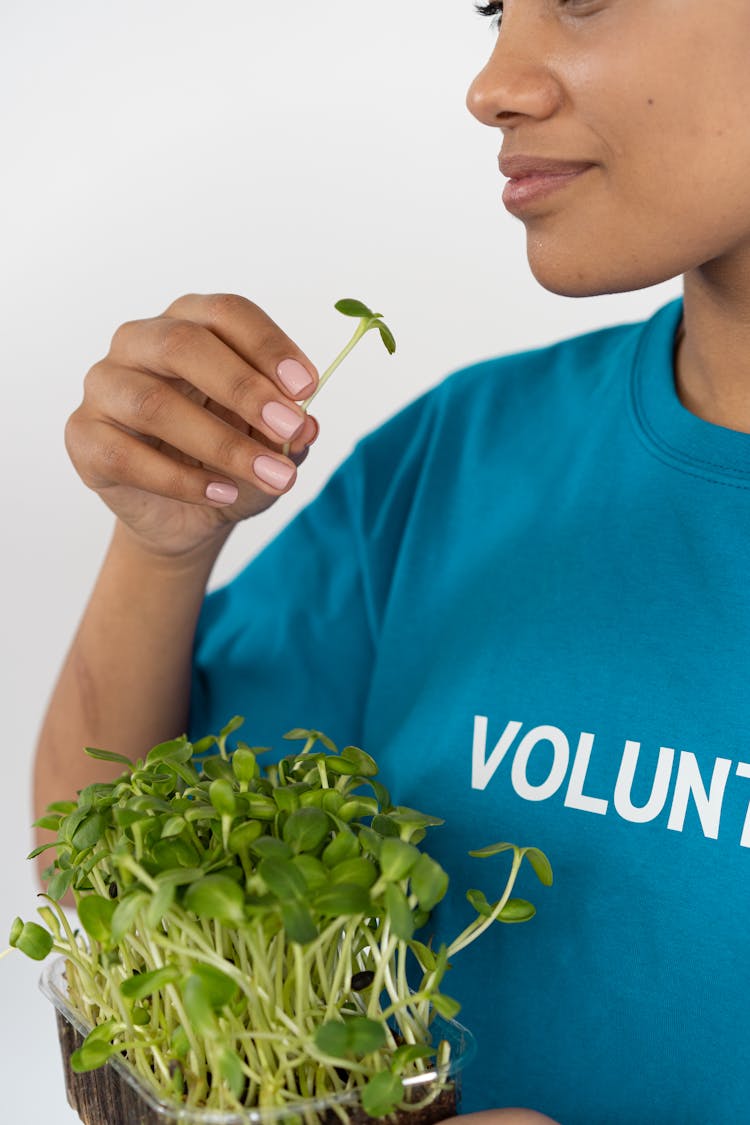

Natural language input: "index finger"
[161,292,319,401]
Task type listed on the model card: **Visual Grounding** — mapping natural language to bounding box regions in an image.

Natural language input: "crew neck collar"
[630,296,750,483]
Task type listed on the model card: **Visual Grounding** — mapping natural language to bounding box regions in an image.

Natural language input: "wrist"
[110,519,232,581]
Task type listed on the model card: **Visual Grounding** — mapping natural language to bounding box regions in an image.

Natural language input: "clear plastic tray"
[40,956,476,1125]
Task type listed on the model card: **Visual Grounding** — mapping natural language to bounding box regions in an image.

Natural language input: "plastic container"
[40,956,477,1125]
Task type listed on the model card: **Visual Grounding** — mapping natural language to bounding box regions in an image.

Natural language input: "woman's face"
[466,0,750,298]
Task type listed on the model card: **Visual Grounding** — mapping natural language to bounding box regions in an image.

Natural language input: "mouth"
[501,165,594,214]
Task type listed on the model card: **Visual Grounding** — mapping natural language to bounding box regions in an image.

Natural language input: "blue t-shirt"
[190,296,750,1124]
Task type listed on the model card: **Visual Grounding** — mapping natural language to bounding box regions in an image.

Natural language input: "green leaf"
[377,322,397,355]
[320,790,345,815]
[120,964,180,1001]
[251,836,293,861]
[192,735,217,755]
[146,881,176,927]
[384,883,414,941]
[430,992,461,1020]
[219,1047,246,1099]
[201,757,234,782]
[357,826,383,859]
[340,745,379,777]
[32,814,63,831]
[171,1024,190,1059]
[330,857,378,889]
[72,812,106,851]
[346,1017,387,1056]
[232,747,258,783]
[361,1070,404,1118]
[209,778,237,817]
[9,920,53,961]
[146,736,194,765]
[324,756,361,777]
[60,807,89,844]
[152,837,200,870]
[408,939,437,973]
[111,891,149,942]
[47,800,77,814]
[390,1043,435,1072]
[499,898,536,923]
[281,899,318,944]
[379,838,421,883]
[410,853,449,912]
[466,888,492,917]
[78,895,116,944]
[181,972,216,1037]
[315,1020,350,1059]
[151,866,205,888]
[291,855,329,895]
[523,846,554,887]
[47,869,73,901]
[371,814,400,838]
[191,963,238,1009]
[228,820,263,853]
[26,841,58,859]
[388,807,444,830]
[468,841,516,859]
[183,874,246,926]
[335,298,375,319]
[84,747,134,769]
[338,797,380,822]
[273,785,301,814]
[219,715,245,740]
[84,1018,121,1045]
[245,794,277,820]
[113,808,148,829]
[322,830,360,868]
[282,807,330,854]
[70,1036,118,1073]
[314,883,372,917]
[258,856,308,902]
[160,815,186,839]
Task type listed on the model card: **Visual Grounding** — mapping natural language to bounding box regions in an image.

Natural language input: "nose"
[466,15,564,128]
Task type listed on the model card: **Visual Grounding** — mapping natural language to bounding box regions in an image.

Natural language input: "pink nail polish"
[254,456,295,490]
[262,400,304,440]
[277,358,315,398]
[205,482,239,505]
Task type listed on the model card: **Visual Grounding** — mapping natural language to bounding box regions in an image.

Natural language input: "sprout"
[281,298,396,455]
[7,718,551,1118]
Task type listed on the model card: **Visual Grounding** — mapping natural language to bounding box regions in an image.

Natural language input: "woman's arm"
[32,522,229,873]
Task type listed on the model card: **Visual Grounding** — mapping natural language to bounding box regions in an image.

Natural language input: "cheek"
[515,8,750,297]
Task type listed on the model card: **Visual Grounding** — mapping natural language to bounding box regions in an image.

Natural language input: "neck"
[674,257,750,433]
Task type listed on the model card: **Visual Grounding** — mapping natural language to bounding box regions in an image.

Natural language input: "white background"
[0,2,680,1119]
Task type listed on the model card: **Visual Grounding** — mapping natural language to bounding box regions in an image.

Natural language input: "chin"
[525,235,683,298]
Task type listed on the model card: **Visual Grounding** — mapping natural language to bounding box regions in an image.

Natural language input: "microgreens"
[9,718,551,1119]
[281,299,396,456]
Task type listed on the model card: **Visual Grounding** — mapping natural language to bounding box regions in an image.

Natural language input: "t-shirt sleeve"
[187,385,440,754]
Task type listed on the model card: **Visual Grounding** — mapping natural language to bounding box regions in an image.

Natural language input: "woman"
[34,2,750,1121]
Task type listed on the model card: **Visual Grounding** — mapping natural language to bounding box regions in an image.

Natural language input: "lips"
[499,154,596,180]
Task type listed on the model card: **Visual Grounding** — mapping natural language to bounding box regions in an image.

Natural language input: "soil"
[55,1011,459,1125]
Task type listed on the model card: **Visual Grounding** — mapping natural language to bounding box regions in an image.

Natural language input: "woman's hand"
[65,292,320,558]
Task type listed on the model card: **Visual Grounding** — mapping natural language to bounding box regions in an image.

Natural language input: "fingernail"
[254,456,295,490]
[261,400,304,440]
[277,358,315,398]
[205,482,238,505]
